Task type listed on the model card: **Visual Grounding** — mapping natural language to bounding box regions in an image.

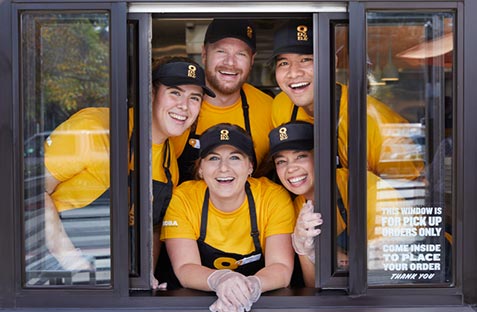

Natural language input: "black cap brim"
[269,139,314,157]
[272,45,314,59]
[159,76,216,98]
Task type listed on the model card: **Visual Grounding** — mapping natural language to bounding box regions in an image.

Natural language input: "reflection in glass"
[22,12,111,286]
[366,11,454,285]
[334,24,350,272]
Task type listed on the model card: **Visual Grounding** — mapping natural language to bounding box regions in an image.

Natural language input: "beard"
[205,66,250,96]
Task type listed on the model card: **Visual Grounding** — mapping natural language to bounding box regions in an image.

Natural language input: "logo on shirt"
[162,220,178,227]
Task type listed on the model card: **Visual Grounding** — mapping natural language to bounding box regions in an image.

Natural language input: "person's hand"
[209,298,243,312]
[246,275,261,305]
[207,270,254,311]
[292,200,322,264]
[209,275,261,312]
[43,193,93,271]
[150,271,167,290]
[56,248,93,271]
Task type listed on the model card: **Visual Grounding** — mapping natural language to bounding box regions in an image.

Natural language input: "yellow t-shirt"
[171,83,274,170]
[45,107,111,212]
[272,91,314,127]
[271,83,423,179]
[45,107,179,212]
[161,177,295,255]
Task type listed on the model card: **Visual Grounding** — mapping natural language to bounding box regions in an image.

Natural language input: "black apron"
[197,182,265,276]
[177,89,257,183]
[151,139,182,289]
[152,139,173,227]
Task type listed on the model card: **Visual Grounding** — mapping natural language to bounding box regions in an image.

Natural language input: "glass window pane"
[366,11,454,286]
[335,23,350,273]
[22,12,111,287]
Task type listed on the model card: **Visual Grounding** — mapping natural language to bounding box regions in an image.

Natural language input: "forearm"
[254,262,293,292]
[298,255,315,287]
[174,263,216,291]
[44,191,76,254]
[43,191,91,270]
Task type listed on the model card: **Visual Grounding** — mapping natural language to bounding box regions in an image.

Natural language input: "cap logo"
[279,127,288,141]
[296,25,309,41]
[247,26,253,39]
[220,129,230,141]
[188,65,197,78]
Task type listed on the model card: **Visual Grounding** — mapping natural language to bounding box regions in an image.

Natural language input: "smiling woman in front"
[161,123,295,312]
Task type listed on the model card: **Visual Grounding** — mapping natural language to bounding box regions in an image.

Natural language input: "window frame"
[0,0,475,309]
[11,1,130,305]
[352,1,464,298]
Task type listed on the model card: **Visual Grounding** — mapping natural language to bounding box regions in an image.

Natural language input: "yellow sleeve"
[45,107,109,182]
[44,107,110,212]
[161,180,206,241]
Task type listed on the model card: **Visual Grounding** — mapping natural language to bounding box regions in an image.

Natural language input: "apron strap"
[198,188,209,242]
[240,89,258,170]
[162,139,172,186]
[245,181,261,252]
[291,104,299,121]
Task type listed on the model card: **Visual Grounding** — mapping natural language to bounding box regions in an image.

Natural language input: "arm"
[291,200,322,287]
[167,238,260,311]
[44,169,91,270]
[165,238,214,290]
[255,233,294,292]
[298,255,315,287]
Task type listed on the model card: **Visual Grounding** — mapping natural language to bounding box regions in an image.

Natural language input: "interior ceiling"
[151,18,453,73]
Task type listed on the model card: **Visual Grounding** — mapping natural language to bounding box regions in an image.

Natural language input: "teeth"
[290,82,309,89]
[219,70,237,76]
[289,176,306,184]
[169,112,187,121]
[216,177,234,182]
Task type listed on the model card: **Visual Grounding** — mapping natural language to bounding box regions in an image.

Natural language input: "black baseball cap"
[199,123,254,160]
[204,19,256,53]
[272,20,313,58]
[268,121,314,156]
[152,61,215,97]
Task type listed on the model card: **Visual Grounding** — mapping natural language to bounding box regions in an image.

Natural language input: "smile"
[289,82,310,89]
[169,112,187,121]
[288,175,307,185]
[216,177,235,183]
[219,70,238,76]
